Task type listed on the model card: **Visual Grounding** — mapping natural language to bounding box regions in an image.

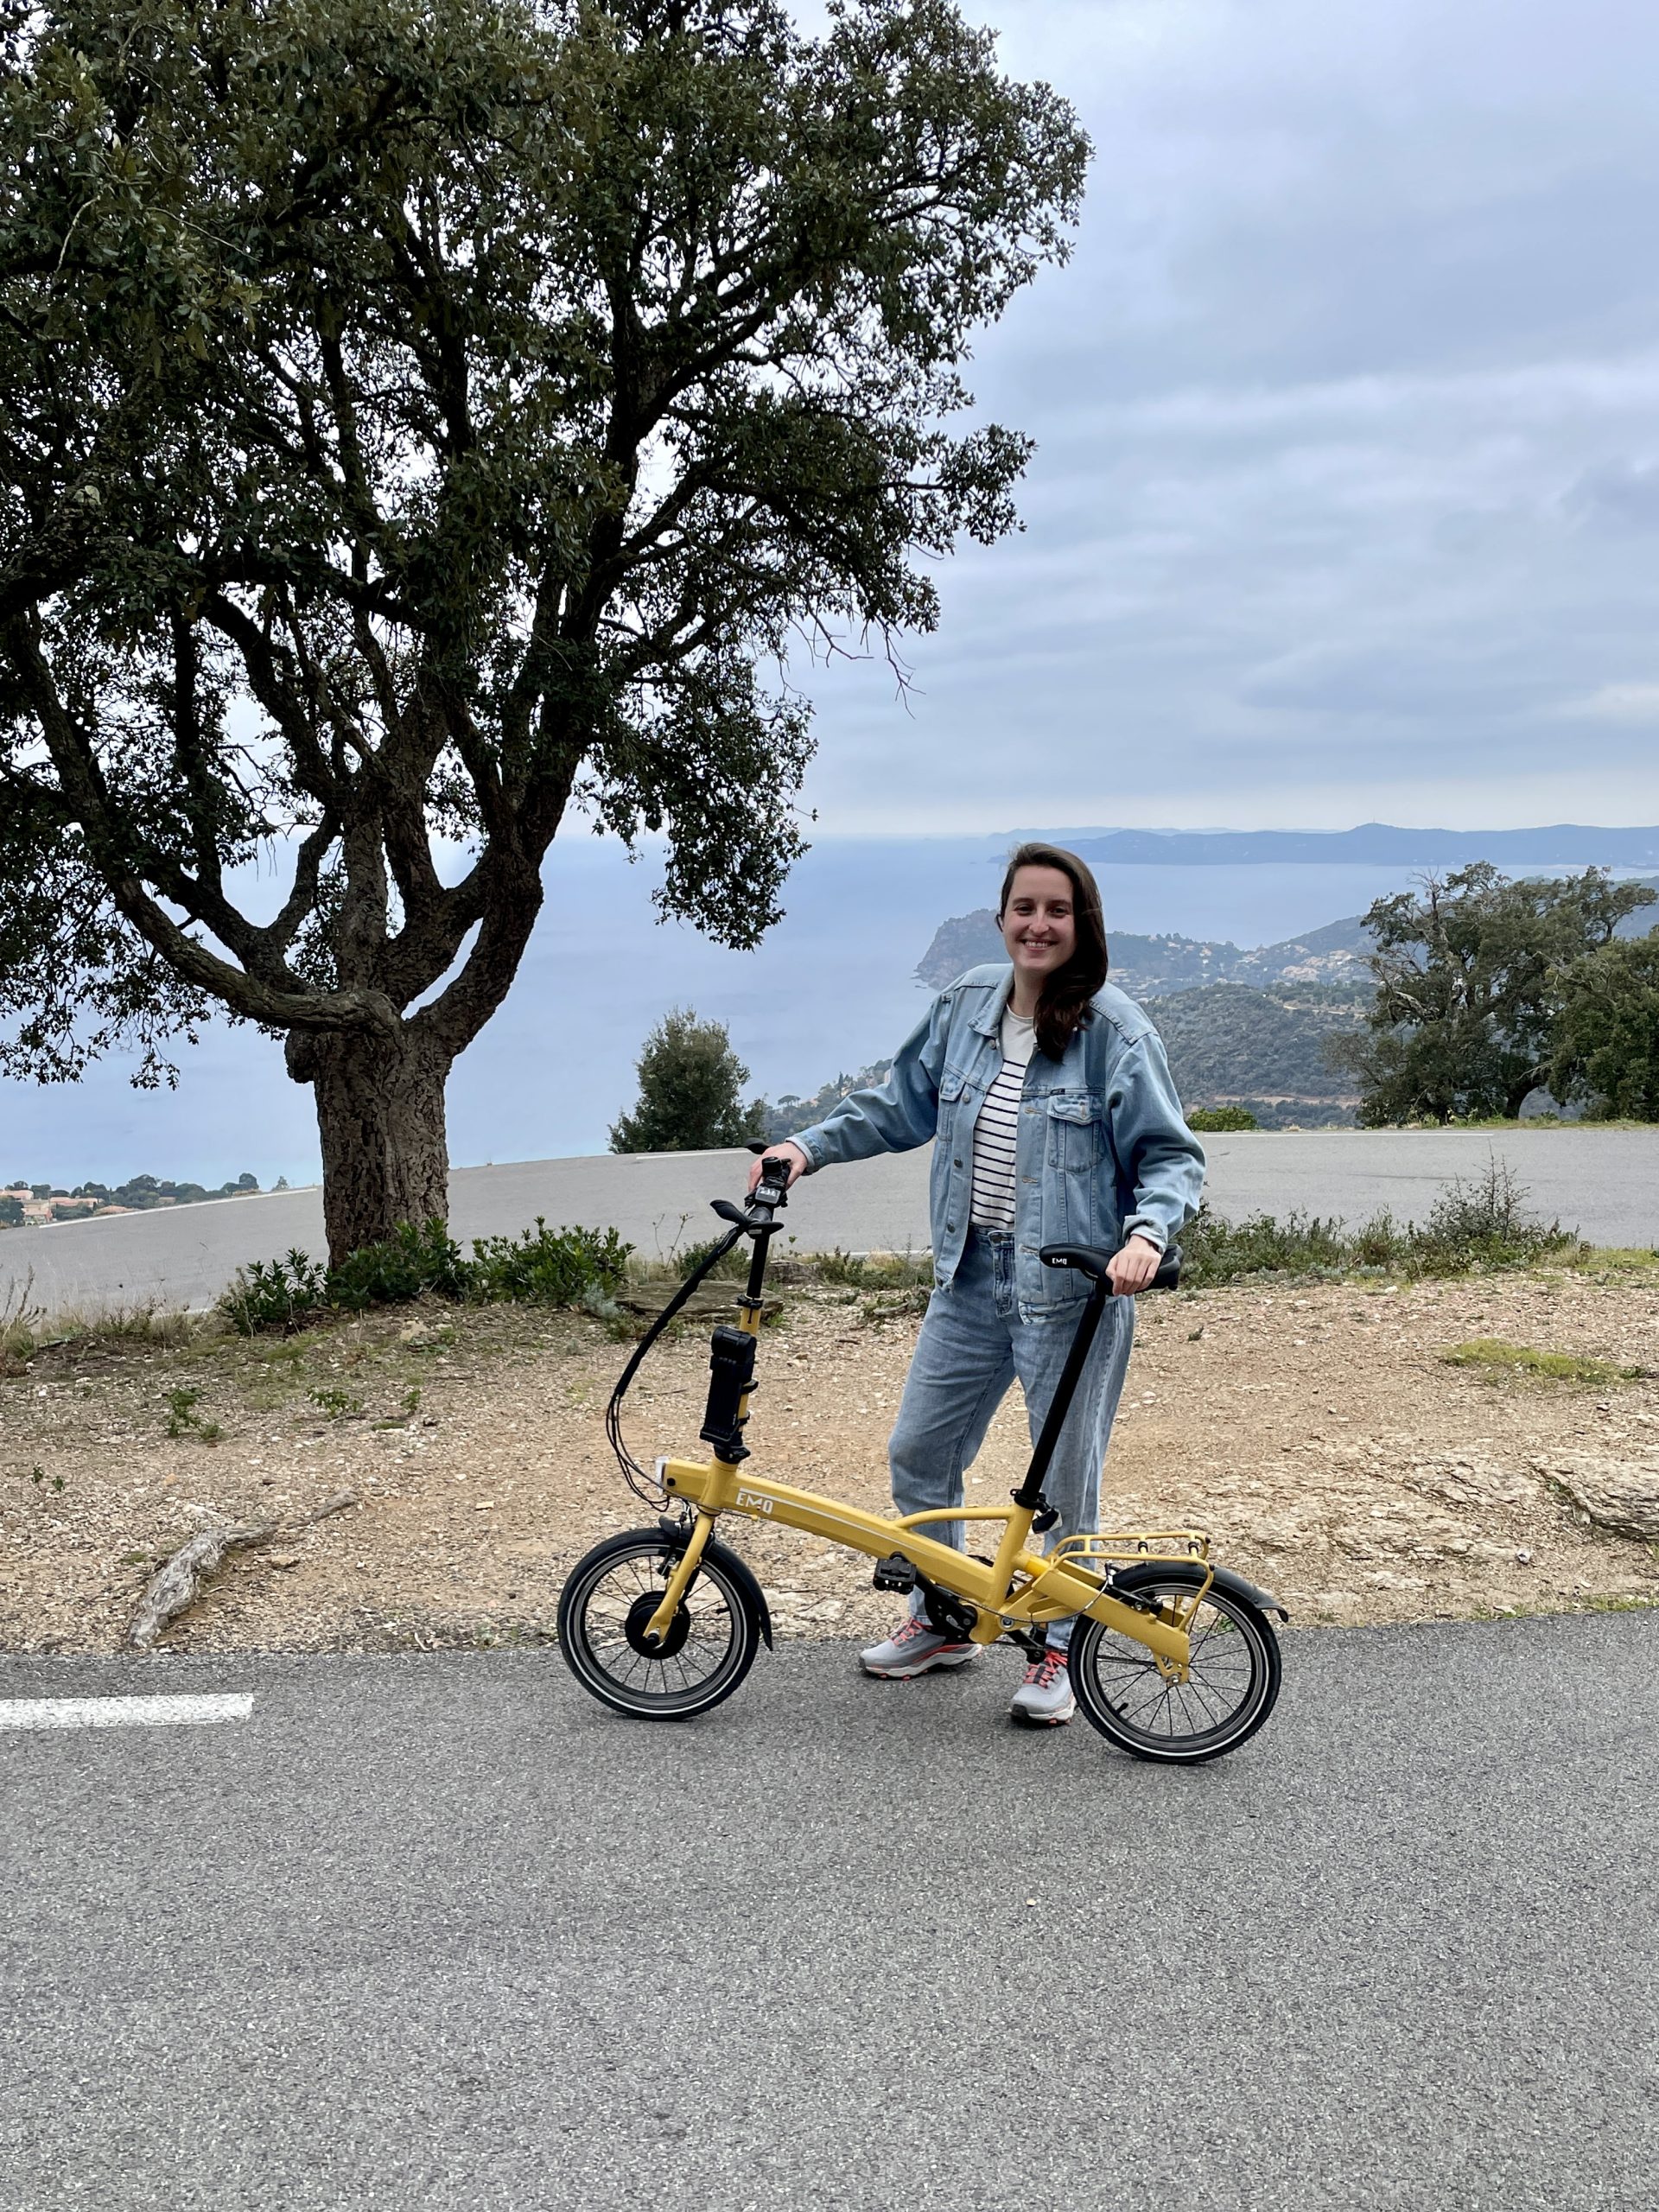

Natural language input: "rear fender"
[1112,1557,1289,1623]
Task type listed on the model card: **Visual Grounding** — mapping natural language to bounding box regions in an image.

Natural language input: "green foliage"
[86,1171,260,1209]
[812,1247,932,1290]
[1182,1206,1351,1282]
[219,1217,635,1332]
[164,1386,220,1442]
[1187,1105,1261,1133]
[610,1008,766,1153]
[672,1234,752,1282]
[467,1219,632,1305]
[0,1169,264,1227]
[326,1220,470,1310]
[1179,1160,1579,1286]
[1334,867,1656,1124]
[309,1386,364,1421]
[1548,932,1659,1119]
[1414,1159,1566,1264]
[219,1250,332,1336]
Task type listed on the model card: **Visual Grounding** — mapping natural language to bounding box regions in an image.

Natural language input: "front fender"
[658,1519,773,1649]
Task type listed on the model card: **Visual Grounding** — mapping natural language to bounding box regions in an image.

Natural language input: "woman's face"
[1000,864,1077,987]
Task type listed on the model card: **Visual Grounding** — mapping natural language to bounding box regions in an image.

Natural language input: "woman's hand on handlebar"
[1106,1232,1162,1295]
[747,1141,808,1195]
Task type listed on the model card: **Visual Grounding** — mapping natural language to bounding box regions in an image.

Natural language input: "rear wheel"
[557,1529,761,1720]
[1070,1563,1281,1764]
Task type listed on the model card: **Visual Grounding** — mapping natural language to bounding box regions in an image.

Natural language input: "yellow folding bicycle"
[558,1153,1286,1764]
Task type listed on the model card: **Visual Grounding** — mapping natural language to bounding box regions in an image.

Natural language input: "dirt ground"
[3,1262,1657,1655]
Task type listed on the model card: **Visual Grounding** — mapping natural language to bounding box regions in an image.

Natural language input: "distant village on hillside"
[0,1172,282,1230]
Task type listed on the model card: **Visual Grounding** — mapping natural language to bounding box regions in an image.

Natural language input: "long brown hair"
[997,842,1109,1061]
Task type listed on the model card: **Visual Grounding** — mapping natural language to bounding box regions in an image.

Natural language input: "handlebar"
[1039,1241,1183,1294]
[713,1150,796,1234]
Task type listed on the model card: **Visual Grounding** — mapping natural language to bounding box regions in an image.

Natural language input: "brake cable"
[606,1222,749,1507]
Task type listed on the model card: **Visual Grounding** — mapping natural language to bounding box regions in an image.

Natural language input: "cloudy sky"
[793,0,1659,834]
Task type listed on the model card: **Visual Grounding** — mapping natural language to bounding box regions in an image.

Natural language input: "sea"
[0,835,1634,1186]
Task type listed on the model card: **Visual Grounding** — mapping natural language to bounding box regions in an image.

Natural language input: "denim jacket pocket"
[938,1064,970,1139]
[1045,1090,1104,1173]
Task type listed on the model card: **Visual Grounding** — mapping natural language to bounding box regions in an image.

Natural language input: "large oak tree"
[0,0,1086,1259]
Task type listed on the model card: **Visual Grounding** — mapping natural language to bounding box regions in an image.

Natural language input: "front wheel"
[557,1529,762,1720]
[1071,1563,1281,1764]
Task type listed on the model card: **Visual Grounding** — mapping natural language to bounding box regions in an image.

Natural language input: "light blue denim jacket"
[791,964,1206,1318]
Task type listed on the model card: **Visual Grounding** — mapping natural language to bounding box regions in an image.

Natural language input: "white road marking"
[0,1694,254,1732]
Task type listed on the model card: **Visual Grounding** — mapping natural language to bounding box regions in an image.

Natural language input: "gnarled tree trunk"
[289,1026,454,1266]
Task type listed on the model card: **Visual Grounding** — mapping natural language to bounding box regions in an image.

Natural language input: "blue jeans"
[888,1229,1135,1648]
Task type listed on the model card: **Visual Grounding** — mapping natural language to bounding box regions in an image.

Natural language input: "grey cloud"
[1561,457,1659,531]
[1236,645,1552,721]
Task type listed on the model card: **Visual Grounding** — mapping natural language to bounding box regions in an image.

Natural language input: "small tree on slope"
[610,1007,764,1152]
[0,0,1086,1262]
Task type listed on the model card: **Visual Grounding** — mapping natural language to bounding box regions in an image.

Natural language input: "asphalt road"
[5,1126,1659,1318]
[3,1613,1655,2210]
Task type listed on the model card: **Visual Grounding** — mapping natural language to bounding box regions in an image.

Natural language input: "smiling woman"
[748,840,1205,1728]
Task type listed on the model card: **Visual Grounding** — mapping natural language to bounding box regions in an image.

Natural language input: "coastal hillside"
[1139,983,1362,1128]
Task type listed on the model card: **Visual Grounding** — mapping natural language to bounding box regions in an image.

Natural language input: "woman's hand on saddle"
[1107,1232,1162,1295]
[747,1141,808,1195]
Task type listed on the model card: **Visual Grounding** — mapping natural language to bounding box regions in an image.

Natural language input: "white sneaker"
[860,1613,981,1678]
[1009,1649,1075,1726]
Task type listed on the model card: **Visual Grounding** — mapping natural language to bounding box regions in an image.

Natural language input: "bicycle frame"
[641,1271,1214,1681]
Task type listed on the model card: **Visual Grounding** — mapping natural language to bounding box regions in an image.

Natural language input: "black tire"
[1070,1562,1281,1764]
[557,1529,762,1720]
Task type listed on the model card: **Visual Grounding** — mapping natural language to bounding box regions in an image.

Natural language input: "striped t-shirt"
[969,1005,1037,1230]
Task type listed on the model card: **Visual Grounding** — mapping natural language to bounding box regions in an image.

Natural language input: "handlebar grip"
[1152,1243,1182,1292]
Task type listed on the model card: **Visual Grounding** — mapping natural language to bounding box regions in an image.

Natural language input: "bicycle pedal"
[871,1554,919,1594]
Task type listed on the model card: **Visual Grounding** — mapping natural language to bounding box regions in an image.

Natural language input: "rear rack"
[1048,1529,1211,1569]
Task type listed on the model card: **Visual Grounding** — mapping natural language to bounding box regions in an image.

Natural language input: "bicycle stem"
[1011,1274,1113,1511]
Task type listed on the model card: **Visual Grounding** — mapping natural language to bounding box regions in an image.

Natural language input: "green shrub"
[1187,1105,1260,1133]
[219,1217,634,1332]
[663,1232,750,1281]
[326,1219,470,1310]
[1182,1205,1351,1284]
[219,1249,329,1335]
[1179,1160,1580,1287]
[812,1247,931,1290]
[467,1218,632,1305]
